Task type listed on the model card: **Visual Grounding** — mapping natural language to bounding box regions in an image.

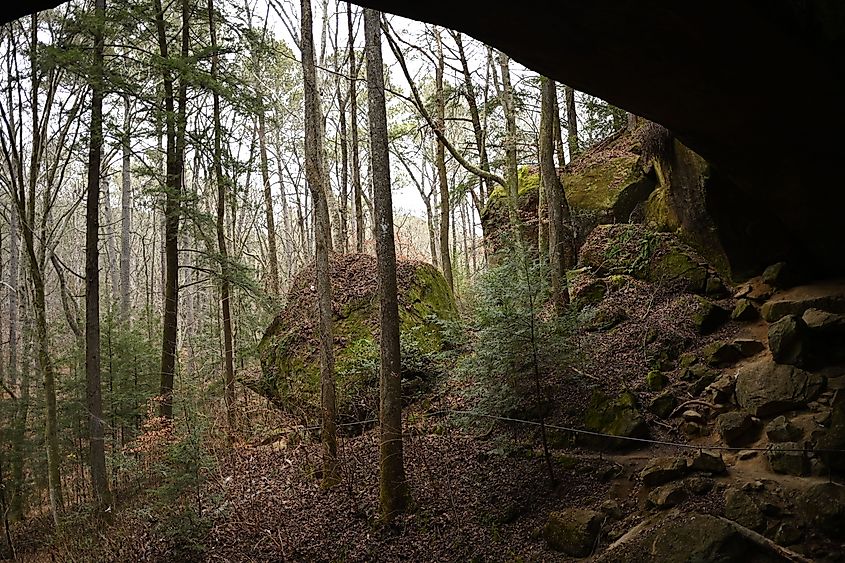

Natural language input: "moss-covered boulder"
[543,508,603,557]
[253,254,457,420]
[584,390,647,449]
[480,166,540,258]
[579,224,720,294]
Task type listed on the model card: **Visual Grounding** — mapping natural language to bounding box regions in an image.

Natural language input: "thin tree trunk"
[302,0,339,486]
[120,95,132,320]
[564,85,579,159]
[348,4,364,253]
[541,76,575,311]
[337,81,349,252]
[453,32,490,203]
[498,51,518,205]
[258,109,280,295]
[434,29,453,292]
[84,0,111,509]
[365,8,408,522]
[209,0,236,434]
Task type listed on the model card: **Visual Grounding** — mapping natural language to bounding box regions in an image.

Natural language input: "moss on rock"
[253,254,457,420]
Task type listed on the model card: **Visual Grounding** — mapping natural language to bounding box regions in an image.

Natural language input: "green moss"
[584,390,647,448]
[255,257,457,419]
[565,153,642,211]
[646,370,669,391]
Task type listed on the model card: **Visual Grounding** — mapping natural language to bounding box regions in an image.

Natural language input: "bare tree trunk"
[564,85,579,159]
[84,0,111,510]
[120,95,132,320]
[337,82,349,252]
[348,3,364,253]
[434,29,453,292]
[302,0,339,486]
[154,0,188,419]
[208,0,236,434]
[258,109,280,294]
[365,8,408,522]
[498,51,519,205]
[552,86,566,167]
[103,180,119,307]
[541,76,575,311]
[452,32,490,203]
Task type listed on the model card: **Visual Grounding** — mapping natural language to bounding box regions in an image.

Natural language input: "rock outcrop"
[253,254,457,420]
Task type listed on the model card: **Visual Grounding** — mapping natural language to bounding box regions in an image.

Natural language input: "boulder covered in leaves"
[252,254,457,421]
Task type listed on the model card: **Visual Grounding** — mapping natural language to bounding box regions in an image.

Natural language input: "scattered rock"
[761,262,795,289]
[647,482,687,509]
[703,341,743,367]
[816,399,845,472]
[690,296,730,335]
[582,303,630,331]
[567,268,607,306]
[599,499,623,521]
[640,457,688,486]
[761,294,845,323]
[738,450,758,460]
[734,281,774,302]
[798,482,845,540]
[767,314,807,365]
[690,450,727,474]
[766,442,808,476]
[725,488,765,531]
[734,359,824,417]
[682,364,721,397]
[706,372,736,404]
[731,299,759,321]
[648,392,677,419]
[801,308,845,331]
[705,276,726,296]
[543,508,603,557]
[685,476,715,495]
[682,410,705,424]
[716,411,758,446]
[646,370,668,391]
[584,391,648,449]
[681,422,705,437]
[764,416,803,443]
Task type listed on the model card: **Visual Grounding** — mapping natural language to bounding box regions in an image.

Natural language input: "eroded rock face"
[254,254,457,419]
[734,359,824,417]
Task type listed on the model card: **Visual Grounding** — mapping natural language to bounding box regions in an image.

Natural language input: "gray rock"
[647,482,687,509]
[798,482,845,540]
[724,488,765,531]
[766,442,808,476]
[690,296,730,335]
[761,294,845,323]
[703,341,742,367]
[733,338,765,357]
[738,450,758,460]
[640,456,688,486]
[773,522,803,546]
[706,373,736,404]
[599,499,623,521]
[543,508,603,557]
[767,314,806,365]
[685,476,715,495]
[689,450,727,474]
[802,307,845,331]
[734,359,824,417]
[648,513,769,563]
[682,410,705,423]
[731,299,759,321]
[716,411,758,446]
[648,392,677,419]
[761,262,794,288]
[764,415,803,443]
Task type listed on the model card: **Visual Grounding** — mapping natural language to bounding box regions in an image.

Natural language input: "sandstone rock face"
[254,254,457,419]
[734,359,824,417]
[543,508,603,557]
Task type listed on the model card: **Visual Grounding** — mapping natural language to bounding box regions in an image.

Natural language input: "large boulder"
[640,457,688,486]
[716,411,758,447]
[798,483,845,540]
[765,442,808,476]
[767,314,806,365]
[734,359,824,418]
[584,390,648,449]
[543,508,603,557]
[480,166,541,258]
[254,254,457,419]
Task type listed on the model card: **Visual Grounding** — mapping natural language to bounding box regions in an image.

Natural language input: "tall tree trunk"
[302,0,339,486]
[552,86,566,167]
[564,85,579,159]
[364,7,409,521]
[258,109,280,295]
[154,0,187,419]
[84,0,111,510]
[434,29,453,292]
[336,81,349,252]
[348,3,364,253]
[498,51,518,205]
[208,0,236,434]
[119,95,132,320]
[540,76,575,311]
